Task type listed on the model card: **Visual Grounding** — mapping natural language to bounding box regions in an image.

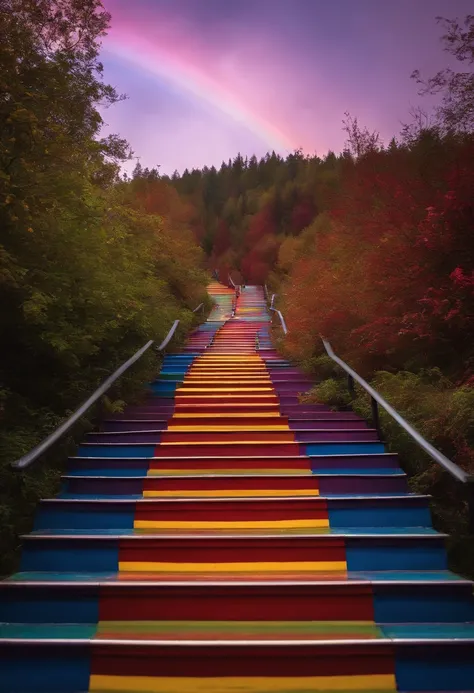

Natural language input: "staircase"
[2,281,474,692]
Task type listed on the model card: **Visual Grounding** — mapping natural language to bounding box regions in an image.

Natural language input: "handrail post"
[321,336,469,484]
[371,396,382,438]
[347,374,355,398]
[466,478,474,534]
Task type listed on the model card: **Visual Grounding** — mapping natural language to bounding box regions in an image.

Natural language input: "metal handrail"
[268,293,288,334]
[322,337,468,481]
[11,315,188,471]
[322,337,474,529]
[270,307,288,334]
[192,303,204,313]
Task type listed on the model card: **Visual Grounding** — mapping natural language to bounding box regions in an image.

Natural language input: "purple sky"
[100,0,472,174]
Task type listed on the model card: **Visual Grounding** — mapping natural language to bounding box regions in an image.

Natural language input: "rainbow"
[102,27,297,153]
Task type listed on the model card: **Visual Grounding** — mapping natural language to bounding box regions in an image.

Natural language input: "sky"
[99,0,472,175]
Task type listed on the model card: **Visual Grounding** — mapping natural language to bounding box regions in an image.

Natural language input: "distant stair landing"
[1,282,474,692]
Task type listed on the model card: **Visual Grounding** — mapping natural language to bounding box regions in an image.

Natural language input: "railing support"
[347,374,355,398]
[321,336,470,493]
[466,478,474,534]
[371,396,382,438]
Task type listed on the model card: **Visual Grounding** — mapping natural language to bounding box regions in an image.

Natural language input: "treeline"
[0,1,208,573]
[163,15,474,566]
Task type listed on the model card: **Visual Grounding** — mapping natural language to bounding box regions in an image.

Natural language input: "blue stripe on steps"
[0,624,97,639]
[8,571,117,582]
[59,493,143,500]
[66,468,148,477]
[305,443,385,455]
[395,644,474,691]
[149,383,178,394]
[20,541,119,572]
[374,587,474,623]
[77,445,155,458]
[328,505,432,528]
[34,505,135,530]
[0,590,99,624]
[384,623,474,638]
[1,646,90,693]
[346,540,447,572]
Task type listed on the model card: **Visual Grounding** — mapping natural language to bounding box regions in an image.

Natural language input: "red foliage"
[282,136,474,372]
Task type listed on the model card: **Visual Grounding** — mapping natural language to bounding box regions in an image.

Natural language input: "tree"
[412,15,474,133]
[342,112,381,159]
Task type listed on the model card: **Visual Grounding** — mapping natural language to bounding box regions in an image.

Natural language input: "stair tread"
[26,527,444,537]
[4,283,471,693]
[5,569,468,584]
[3,620,474,642]
[47,493,425,502]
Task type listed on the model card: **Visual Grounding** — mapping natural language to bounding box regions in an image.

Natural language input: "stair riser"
[62,475,408,496]
[77,442,387,458]
[86,431,380,444]
[35,498,431,531]
[4,583,474,624]
[20,537,447,573]
[3,642,474,692]
[100,419,369,432]
[67,453,400,474]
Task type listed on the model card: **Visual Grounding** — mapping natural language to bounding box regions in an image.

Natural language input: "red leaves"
[280,136,474,373]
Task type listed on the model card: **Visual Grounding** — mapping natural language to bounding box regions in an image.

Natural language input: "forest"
[160,15,474,565]
[0,0,209,572]
[0,1,473,573]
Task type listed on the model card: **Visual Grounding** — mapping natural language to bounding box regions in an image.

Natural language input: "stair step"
[86,429,380,443]
[3,580,474,623]
[2,640,474,692]
[78,441,387,458]
[35,496,432,532]
[19,533,448,574]
[4,283,471,693]
[61,472,409,496]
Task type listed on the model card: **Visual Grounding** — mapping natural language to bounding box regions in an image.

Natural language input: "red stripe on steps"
[90,643,395,677]
[147,458,311,471]
[159,432,296,443]
[134,499,329,523]
[153,443,303,457]
[98,584,374,622]
[143,477,319,492]
[119,537,346,564]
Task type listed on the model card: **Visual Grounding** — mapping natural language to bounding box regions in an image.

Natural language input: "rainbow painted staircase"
[2,281,474,692]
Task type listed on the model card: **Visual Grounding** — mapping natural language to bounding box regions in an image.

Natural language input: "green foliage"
[0,0,209,575]
[302,378,352,410]
[306,366,474,576]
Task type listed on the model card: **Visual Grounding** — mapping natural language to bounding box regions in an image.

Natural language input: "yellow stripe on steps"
[176,388,275,392]
[171,413,283,418]
[143,489,320,498]
[174,396,278,400]
[90,674,397,692]
[118,561,347,573]
[166,426,290,431]
[134,519,329,530]
[159,441,296,446]
[147,469,311,476]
